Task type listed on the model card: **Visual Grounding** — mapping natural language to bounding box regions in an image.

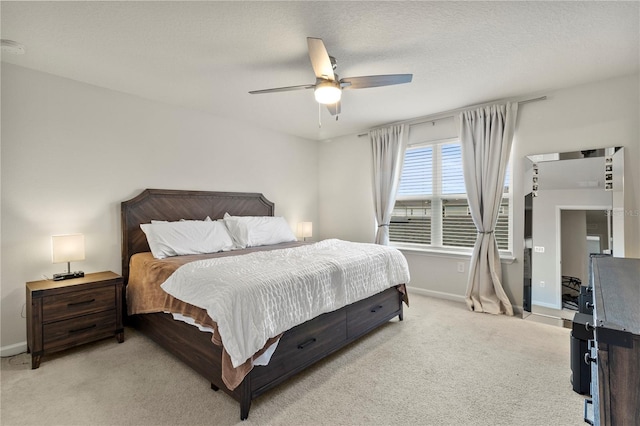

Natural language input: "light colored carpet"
[1,294,585,425]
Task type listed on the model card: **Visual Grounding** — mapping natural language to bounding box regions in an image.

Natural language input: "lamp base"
[53,271,85,281]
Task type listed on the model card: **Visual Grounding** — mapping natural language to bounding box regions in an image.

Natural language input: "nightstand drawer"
[43,309,117,351]
[42,286,115,322]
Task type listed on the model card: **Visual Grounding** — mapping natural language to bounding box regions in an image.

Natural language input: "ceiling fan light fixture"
[314,81,341,104]
[249,37,412,118]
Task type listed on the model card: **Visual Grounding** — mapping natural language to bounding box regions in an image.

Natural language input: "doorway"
[559,208,610,313]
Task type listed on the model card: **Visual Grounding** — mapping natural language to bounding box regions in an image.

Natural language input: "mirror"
[523,147,624,321]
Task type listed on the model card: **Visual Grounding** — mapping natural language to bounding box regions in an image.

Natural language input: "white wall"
[318,134,376,244]
[1,64,319,352]
[318,73,640,310]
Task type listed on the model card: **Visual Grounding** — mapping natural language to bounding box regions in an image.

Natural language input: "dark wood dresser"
[586,256,640,425]
[26,271,124,369]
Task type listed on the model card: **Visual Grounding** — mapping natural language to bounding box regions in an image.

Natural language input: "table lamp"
[51,234,85,280]
[297,222,313,242]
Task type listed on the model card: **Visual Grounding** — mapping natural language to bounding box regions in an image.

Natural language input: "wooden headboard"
[121,189,274,283]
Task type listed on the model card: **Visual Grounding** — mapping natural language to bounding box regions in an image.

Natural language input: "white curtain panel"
[370,125,406,245]
[460,103,518,315]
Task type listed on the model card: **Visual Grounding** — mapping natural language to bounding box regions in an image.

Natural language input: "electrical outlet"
[457,262,465,273]
[534,246,545,253]
[540,281,545,287]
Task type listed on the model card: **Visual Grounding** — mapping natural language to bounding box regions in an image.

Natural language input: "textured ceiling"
[1,1,638,141]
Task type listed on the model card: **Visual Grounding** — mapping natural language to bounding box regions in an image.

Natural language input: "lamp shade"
[314,82,341,105]
[297,222,313,239]
[51,234,85,264]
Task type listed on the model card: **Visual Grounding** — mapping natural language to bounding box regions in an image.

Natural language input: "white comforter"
[160,239,410,368]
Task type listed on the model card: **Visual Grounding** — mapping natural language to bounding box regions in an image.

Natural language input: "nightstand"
[26,271,124,369]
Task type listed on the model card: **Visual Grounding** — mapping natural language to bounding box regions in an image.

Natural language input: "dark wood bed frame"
[121,189,404,420]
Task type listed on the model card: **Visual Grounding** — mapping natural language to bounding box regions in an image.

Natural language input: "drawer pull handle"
[297,338,317,350]
[584,352,597,365]
[68,298,95,307]
[585,301,594,310]
[585,322,594,332]
[69,324,97,334]
[370,305,383,313]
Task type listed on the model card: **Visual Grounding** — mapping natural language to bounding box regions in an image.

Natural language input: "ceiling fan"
[249,37,413,117]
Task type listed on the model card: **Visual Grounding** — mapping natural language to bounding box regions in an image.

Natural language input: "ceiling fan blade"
[326,101,341,116]
[307,37,335,80]
[249,84,315,94]
[340,74,413,89]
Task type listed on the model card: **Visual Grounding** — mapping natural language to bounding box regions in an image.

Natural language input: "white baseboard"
[407,286,524,316]
[1,341,27,357]
[406,286,466,304]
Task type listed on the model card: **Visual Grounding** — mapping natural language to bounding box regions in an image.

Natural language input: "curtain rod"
[358,95,547,137]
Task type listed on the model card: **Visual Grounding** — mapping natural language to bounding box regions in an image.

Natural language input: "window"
[390,140,511,252]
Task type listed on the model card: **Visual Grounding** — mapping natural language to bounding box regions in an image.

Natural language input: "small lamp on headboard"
[297,222,313,242]
[51,234,85,281]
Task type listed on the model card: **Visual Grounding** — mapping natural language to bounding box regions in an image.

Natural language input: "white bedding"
[160,239,410,368]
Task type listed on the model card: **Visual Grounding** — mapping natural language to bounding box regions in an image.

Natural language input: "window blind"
[391,141,511,252]
[397,146,432,196]
[441,144,465,194]
[390,200,432,244]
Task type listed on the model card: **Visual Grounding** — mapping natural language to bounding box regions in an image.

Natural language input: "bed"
[121,188,408,420]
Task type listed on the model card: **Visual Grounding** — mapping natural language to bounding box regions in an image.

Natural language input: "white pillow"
[223,214,297,248]
[140,220,235,259]
[151,216,212,223]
